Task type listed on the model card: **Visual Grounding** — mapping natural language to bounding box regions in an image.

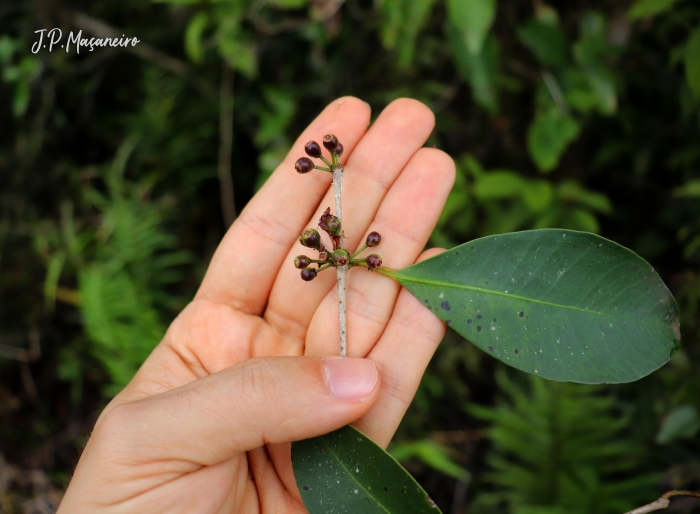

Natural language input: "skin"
[58,97,456,513]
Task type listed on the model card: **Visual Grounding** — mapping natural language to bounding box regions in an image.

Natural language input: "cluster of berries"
[295,134,343,174]
[296,228,383,281]
[293,133,383,281]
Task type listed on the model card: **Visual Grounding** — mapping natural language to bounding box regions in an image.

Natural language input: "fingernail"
[323,358,378,402]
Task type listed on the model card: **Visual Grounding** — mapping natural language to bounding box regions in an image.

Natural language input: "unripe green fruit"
[295,157,314,174]
[299,228,321,249]
[294,255,311,269]
[327,218,341,236]
[331,249,349,267]
[366,254,382,269]
[366,231,381,247]
[301,268,317,281]
[323,134,339,152]
[304,141,322,158]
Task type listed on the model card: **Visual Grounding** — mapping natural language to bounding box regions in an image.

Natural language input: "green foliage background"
[1,0,699,512]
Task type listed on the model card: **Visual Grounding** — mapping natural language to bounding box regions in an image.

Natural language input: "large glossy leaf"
[379,229,680,384]
[292,425,442,514]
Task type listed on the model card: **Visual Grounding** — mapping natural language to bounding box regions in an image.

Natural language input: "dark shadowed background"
[1,0,699,512]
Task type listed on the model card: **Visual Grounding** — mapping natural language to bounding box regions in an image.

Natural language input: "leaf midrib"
[319,437,393,514]
[394,274,652,322]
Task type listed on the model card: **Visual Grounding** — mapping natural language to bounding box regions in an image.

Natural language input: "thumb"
[102,356,380,466]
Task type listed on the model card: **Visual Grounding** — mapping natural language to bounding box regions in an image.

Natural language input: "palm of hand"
[58,97,455,513]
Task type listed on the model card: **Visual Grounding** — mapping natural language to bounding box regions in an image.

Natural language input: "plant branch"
[333,164,347,357]
[218,65,237,227]
[623,491,700,514]
[541,70,570,116]
[623,497,670,514]
[66,11,216,97]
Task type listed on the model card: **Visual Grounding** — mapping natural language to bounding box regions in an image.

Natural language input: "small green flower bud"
[294,255,311,269]
[366,231,381,247]
[295,157,314,174]
[327,218,341,236]
[304,141,323,158]
[334,142,344,157]
[301,267,317,281]
[322,134,339,152]
[299,228,321,249]
[318,250,329,262]
[366,254,382,269]
[331,249,349,267]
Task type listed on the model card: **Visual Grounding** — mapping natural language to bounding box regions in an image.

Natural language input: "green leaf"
[447,25,499,112]
[379,229,680,384]
[564,69,601,114]
[673,179,700,198]
[474,171,527,200]
[268,0,307,8]
[447,0,496,54]
[219,36,257,78]
[572,28,618,115]
[523,181,554,212]
[185,12,209,63]
[557,180,612,213]
[685,28,700,96]
[378,0,437,69]
[292,425,443,513]
[628,0,681,19]
[566,208,600,233]
[517,20,568,67]
[656,405,700,444]
[527,107,581,172]
[389,440,470,481]
[43,251,66,312]
[12,81,30,117]
[0,35,17,65]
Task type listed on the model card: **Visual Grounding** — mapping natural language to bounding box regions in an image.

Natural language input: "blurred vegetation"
[1,0,699,512]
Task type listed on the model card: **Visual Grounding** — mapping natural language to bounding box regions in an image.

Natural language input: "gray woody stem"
[623,491,700,514]
[332,164,347,357]
[622,498,670,514]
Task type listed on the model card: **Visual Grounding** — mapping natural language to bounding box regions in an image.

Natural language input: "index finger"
[197,97,371,315]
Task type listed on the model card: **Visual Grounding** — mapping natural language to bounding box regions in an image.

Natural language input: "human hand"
[58,97,456,513]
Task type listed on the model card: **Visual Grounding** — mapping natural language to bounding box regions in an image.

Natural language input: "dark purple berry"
[366,231,381,247]
[295,157,314,174]
[322,134,339,152]
[304,141,322,158]
[366,254,382,269]
[331,249,349,266]
[299,228,321,249]
[294,255,311,269]
[327,218,341,236]
[301,268,317,281]
[334,142,344,157]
